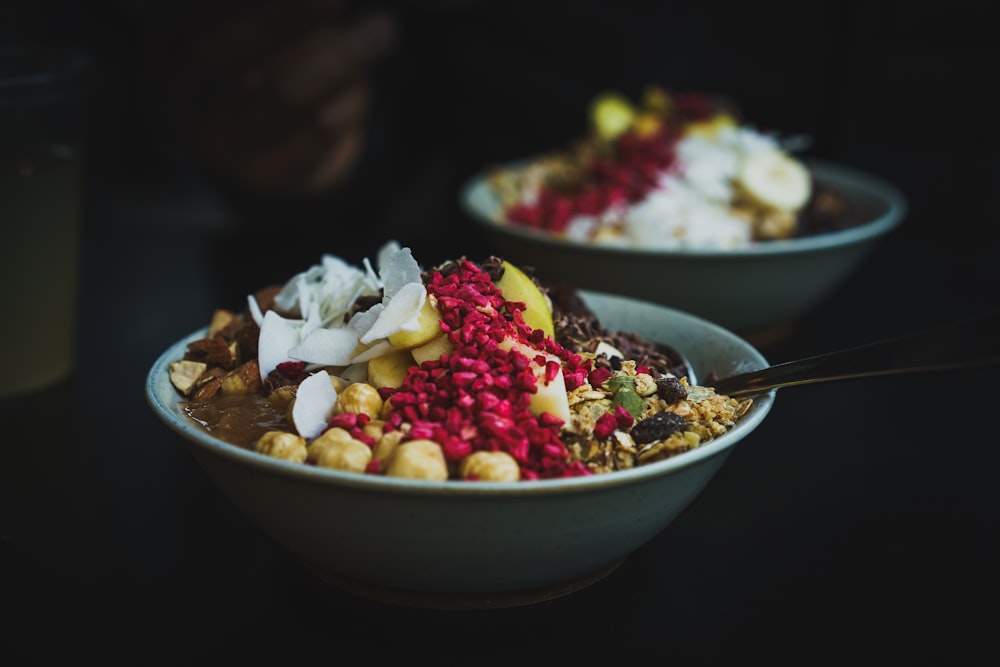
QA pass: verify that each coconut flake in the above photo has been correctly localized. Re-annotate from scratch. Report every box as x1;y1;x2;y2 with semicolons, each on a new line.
380;246;422;298
258;310;305;380
348;303;383;333
247;293;265;327
340;362;370;384
350;339;394;363
290;370;338;439
289;327;361;366
375;240;403;273
251;242;424;381
273;264;324;315
300;300;324;339
359;281;426;344
271;253;379;326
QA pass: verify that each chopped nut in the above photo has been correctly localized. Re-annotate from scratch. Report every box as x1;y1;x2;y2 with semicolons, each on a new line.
459;451;520;481
254;431;307;463
191;373;225;401
268;384;297;405
333;382;383;420
385;440;448;480
220;359;262;395
307;428;372;473
169;360;207;395
185;336;237;369
208;309;237;338
372;429;404;464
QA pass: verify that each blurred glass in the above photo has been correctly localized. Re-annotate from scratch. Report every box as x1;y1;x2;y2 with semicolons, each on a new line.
0;44;90;398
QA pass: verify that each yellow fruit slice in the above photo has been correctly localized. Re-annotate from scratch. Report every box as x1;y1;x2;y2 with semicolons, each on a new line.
495;260;554;338
684;113;737;139
411;332;454;366
367;348;416;389
590;92;636;141
387;297;443;350
736;149;812;211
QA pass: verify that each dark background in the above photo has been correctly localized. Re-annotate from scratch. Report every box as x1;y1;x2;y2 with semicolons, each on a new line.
3;1;999;664
12;0;999;279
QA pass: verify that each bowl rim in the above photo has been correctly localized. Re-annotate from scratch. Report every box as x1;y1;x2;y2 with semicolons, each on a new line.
146;292;775;498
460;157;908;258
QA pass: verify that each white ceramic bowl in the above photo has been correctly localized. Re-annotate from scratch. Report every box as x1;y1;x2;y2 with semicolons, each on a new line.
461;159;907;339
146;291;774;607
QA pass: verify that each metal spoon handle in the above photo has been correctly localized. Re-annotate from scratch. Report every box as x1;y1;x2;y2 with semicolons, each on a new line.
711;310;1000;397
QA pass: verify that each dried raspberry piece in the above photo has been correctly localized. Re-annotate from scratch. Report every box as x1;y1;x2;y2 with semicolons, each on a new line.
594;413;618;439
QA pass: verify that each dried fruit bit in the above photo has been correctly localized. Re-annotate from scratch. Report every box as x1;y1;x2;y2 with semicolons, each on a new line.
656;375;688;404
630;411;688;444
593;413;618;439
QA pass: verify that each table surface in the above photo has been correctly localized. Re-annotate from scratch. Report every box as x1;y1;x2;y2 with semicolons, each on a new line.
4;176;999;665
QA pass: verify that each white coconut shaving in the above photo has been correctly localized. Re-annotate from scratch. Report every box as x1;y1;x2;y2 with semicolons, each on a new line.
273;253;381;327
624;178;751;250
580;125;791;250
255;242;428;383
287;327;362;367
257;310;306;380
359;281;426;344
290;370;339;439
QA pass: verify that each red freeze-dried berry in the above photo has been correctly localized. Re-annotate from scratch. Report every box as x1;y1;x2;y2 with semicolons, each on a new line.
276;360;307;378
612;405;635;430
374;259;591;480
594;413;618;439
589;366;612;388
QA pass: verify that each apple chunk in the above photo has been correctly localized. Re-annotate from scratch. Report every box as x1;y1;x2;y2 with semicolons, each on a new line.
494;260;554;338
499;337;570;423
529;365;570;423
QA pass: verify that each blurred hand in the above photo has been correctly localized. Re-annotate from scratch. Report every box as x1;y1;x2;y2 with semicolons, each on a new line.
143;0;398;197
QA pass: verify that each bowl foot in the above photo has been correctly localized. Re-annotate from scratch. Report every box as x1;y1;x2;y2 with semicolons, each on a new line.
303;558;626;610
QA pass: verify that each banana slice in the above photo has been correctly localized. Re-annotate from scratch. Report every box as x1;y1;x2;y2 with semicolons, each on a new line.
684;113;737;139
590;92;636;142
735;149;812;211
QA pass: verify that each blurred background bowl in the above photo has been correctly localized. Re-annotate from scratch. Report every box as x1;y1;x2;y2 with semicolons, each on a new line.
461;159;907;344
146;290;774;607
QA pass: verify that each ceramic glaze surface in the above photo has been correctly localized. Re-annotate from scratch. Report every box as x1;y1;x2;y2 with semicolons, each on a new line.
461;160;907;336
147;292;774;596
